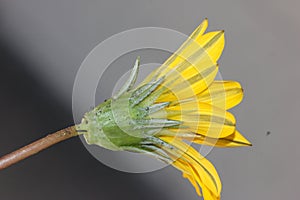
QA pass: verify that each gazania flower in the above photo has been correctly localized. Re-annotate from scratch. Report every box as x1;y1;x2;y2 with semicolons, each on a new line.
77;19;251;200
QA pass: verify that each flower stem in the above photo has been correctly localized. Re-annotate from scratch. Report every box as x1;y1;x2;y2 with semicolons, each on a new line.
0;125;79;170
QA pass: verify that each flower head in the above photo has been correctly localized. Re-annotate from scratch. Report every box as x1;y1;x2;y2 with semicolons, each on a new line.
77;19;251;200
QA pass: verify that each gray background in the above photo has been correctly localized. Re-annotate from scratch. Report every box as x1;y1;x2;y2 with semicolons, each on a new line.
0;0;299;199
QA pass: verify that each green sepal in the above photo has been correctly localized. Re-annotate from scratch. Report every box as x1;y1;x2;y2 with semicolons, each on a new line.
78;58;180;152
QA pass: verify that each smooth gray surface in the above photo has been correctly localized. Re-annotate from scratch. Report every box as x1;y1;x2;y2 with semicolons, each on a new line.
1;0;299;199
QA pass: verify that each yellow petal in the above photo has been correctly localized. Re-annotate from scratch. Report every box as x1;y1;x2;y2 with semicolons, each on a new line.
183;172;202;196
141;19;209;85
159;30;224;76
162;18;209;71
197;81;244;110
192;130;251;147
202;185;221;200
165;102;236;138
157;29;224;78
196;31;225;63
211;130;251;147
160;136;222;198
140;20;225;102
156;64;218;102
158;129;251;147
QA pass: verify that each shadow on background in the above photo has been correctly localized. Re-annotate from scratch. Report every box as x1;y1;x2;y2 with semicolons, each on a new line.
0;42;169;200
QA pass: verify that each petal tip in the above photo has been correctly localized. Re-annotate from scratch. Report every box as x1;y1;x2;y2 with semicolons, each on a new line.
241;137;252;147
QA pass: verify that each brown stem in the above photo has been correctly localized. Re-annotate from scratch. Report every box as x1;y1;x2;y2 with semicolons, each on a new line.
0;125;79;170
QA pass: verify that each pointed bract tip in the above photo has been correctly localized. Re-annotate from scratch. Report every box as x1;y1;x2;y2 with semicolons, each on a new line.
136;56;141;65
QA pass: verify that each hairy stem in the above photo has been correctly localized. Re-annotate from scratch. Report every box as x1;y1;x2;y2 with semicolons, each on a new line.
0;126;79;170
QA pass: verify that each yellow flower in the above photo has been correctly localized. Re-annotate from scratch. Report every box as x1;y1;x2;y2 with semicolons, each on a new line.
78;19;251;200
